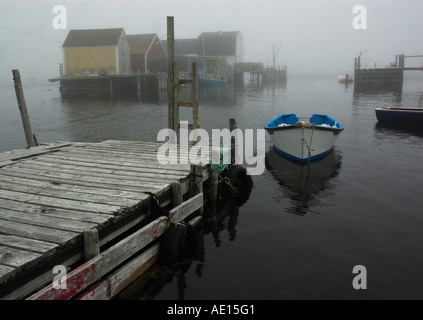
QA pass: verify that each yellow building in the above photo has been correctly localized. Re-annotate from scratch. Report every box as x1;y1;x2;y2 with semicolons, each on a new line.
62;28;131;75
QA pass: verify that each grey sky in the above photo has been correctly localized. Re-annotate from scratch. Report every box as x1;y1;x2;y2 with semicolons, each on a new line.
0;0;422;83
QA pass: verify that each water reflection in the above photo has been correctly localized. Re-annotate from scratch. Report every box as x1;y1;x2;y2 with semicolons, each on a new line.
374;121;423;137
353;88;403;105
114;179;252;300
265;147;342;215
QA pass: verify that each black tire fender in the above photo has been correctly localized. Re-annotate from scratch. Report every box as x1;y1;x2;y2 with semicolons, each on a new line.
159;221;197;263
226;164;253;196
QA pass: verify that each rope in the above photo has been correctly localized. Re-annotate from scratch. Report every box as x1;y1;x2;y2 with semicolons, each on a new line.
143;191;176;225
209;140;234;173
302;137;312;166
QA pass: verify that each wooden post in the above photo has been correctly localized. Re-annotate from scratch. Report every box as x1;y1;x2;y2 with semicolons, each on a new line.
12;69;36;148
173;63;180;143
167;16;175;133
171;181;183;207
191;62;199;143
209;170;218;214
229;118;237;164
109;78;114;98
190;164;203;214
83;228;100;261
398;54;405;68
137;76;141;100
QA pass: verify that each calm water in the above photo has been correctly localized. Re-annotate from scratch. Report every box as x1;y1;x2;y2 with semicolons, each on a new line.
1;73;422;299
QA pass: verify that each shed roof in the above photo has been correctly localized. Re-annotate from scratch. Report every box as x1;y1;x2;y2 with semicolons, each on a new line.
161;31;241;56
199;31;241;56
62;28;125;47
127;34;157;54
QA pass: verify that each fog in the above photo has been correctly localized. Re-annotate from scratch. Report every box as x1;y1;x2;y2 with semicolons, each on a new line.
1;0;422;84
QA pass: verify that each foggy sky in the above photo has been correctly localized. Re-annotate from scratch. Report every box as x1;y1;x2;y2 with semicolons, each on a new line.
0;0;422;84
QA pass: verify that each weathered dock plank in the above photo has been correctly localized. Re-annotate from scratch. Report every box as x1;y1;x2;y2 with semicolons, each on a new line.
0;198;114;224
0;142;72;167
0;175;145;205
0;234;58;255
0;208;98;233
27;193;203;300
0;140;205;299
0;219;80;245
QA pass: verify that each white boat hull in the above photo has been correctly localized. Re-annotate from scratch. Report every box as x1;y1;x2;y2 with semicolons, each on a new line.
269;126;340;161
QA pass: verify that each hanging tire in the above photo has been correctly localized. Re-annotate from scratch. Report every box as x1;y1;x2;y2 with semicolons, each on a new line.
159;221;197;263
222;165;253;206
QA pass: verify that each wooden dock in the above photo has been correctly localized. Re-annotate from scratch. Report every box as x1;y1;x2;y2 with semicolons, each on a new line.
0;140;210;299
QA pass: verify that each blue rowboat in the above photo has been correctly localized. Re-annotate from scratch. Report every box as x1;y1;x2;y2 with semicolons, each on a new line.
264;113;344;162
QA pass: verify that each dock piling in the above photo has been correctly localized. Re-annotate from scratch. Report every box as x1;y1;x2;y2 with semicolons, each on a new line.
84;228;100;261
12;69;36;148
167;16;175;134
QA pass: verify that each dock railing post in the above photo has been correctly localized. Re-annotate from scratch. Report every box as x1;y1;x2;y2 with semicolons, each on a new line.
12;69;36;148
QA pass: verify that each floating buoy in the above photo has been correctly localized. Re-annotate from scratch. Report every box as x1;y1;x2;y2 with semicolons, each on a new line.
159;221;197;263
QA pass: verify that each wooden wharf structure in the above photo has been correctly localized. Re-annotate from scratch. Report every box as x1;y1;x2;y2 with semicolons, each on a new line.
0;140;214;299
233;63;287;85
48;73;167;99
354;54;423;91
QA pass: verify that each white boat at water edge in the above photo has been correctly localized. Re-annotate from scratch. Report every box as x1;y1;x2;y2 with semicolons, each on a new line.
337;74;353;83
264;113;344;162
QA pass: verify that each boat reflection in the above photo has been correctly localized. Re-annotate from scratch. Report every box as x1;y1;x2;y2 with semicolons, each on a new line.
265;147;342;215
375;120;423;137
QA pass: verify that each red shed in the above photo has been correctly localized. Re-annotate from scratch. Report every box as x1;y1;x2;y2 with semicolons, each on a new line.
127;33;166;73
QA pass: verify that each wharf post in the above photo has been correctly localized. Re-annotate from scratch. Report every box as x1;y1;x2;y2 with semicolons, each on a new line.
12;69;36;148
167;16;175;135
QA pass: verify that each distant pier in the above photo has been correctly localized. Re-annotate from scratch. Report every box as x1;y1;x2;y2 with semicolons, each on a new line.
233;62;287;86
354;54;423;91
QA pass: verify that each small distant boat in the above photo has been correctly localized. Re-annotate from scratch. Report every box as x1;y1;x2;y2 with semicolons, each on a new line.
199;78;227;86
375;107;423;125
264;113;344;162
337;74;353;83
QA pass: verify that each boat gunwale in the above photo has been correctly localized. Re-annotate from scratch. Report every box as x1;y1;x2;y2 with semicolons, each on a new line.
264;113;344;132
264;125;344;132
375;107;423;114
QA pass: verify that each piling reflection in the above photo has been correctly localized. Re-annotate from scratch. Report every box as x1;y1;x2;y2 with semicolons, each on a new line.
353;87;403;104
113;177;252;300
265;147;342;215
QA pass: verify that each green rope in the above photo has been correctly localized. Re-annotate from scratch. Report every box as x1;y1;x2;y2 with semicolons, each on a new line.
210;151;229;173
209;141;235;173
302;138;312;166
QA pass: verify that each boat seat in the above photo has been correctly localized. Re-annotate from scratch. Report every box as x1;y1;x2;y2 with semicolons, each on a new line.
295;119;311;128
